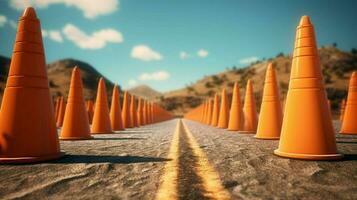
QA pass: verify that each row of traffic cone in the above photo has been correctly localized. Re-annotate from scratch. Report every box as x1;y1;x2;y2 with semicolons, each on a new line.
52;70;173;138
186;16;357;160
0;7;173;163
184;65;277;137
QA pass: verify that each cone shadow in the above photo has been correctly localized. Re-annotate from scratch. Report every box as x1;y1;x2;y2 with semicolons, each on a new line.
51;155;171;164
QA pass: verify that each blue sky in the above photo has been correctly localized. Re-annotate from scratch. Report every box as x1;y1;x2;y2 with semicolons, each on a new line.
0;0;357;92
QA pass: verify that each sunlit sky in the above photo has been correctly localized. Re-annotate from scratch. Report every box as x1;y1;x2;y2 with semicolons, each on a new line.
0;0;357;92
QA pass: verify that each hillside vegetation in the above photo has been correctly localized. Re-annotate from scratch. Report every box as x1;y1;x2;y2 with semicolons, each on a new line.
161;46;357;117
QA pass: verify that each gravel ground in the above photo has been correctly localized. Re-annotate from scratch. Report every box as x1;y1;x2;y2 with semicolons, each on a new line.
183;119;357;200
0;119;178;200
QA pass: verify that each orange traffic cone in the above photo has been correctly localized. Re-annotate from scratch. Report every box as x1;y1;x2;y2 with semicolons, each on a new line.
228;82;244;131
206;99;213;125
54;96;60;121
137;98;145;126
201;100;207;124
339;99;346;122
217;89;229;128
143;100;148;125
242;80;258;133
0;7;62;163
211;93;220;126
130;95;138;127
255;63;283;139
274;16;342;160
145;101;151;124
60;67;91;140
56;96;66;127
110;85;124;131
91;78;112;133
86;100;94;124
340;72;357;135
122;91;132;128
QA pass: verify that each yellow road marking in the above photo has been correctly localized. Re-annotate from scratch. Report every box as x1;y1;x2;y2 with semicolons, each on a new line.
182;121;231;200
155;120;180;200
156;119;231;200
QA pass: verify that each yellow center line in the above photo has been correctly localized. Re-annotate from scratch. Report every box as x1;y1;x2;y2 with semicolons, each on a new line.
155;119;231;200
155;120;180;200
182;121;231;200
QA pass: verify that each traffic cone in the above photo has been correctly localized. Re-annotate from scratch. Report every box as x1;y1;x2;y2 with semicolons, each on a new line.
122;91;132;128
206;99;213;125
201;100;207;124
150;102;155;123
255;64;283;139
274;16;342;160
339;99;346;122
110;85;124;131
146;100;150;124
0;7;62;163
56;96;66;127
217;89;229;128
340;72;357;135
130;95;138;127
242;80;258;133
86;100;94;124
91;78;112;133
211;93;220;126
227;82;244;131
137;98;145;126
54;96;60;122
60;67;91;140
143;100;148;125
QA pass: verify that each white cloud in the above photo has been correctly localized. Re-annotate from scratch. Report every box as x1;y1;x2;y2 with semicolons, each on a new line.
0;15;7;27
9;0;119;19
128;79;138;87
197;49;209;58
139;71;170;81
131;45;163;61
239;56;259;65
62;23;123;49
42;30;48;37
180;51;190;59
8;20;17;29
43;30;63;43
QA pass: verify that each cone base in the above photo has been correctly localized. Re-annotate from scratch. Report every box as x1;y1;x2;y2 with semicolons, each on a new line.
227;128;239;131
339;131;357;135
274;149;343;161
0;152;65;164
59;136;93;140
239;131;255;134
254;135;280;140
91;131;115;134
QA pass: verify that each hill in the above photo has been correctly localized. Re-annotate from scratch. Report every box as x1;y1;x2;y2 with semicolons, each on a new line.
0;57;116;101
128;85;162;101
161;46;357;117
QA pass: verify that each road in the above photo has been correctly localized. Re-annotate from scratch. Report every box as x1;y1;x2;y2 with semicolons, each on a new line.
0;119;356;200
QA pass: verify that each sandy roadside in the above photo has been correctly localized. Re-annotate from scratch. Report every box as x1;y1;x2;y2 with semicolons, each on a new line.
0;119;178;200
183;119;357;200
